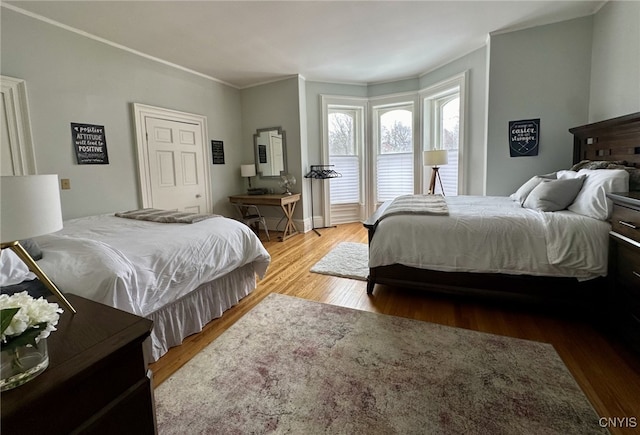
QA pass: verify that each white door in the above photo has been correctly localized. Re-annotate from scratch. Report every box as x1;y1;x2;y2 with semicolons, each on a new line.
269;133;284;175
145;117;208;213
1;96;14;175
1;76;37;176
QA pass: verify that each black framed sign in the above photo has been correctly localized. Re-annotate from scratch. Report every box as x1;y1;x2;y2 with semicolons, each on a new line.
258;144;267;163
211;140;225;164
509;118;540;157
71;123;109;164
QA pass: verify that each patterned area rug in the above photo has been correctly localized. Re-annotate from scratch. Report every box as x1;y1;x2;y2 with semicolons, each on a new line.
310;242;368;281
154;294;605;434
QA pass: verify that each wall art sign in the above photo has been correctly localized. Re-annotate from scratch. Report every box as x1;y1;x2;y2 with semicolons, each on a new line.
211;140;225;164
71;123;109;164
509;118;540;157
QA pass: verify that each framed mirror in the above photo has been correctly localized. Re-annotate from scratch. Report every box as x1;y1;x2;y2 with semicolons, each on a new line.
254;127;287;178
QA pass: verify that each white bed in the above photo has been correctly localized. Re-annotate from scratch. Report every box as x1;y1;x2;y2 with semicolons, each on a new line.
364;166;632;301
370;195;610;281
32;213;271;361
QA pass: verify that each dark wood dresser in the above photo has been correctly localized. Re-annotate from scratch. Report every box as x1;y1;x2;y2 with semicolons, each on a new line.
607;192;640;353
1;294;156;434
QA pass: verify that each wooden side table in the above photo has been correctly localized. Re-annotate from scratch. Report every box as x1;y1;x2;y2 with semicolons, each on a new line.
1;294;156;434
229;193;301;241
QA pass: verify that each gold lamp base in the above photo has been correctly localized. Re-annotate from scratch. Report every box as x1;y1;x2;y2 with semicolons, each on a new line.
1;241;76;314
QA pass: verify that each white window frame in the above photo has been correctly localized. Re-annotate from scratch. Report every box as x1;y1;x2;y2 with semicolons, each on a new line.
369;92;419;214
317;73;468;224
419;71;468;194
320;95;367;227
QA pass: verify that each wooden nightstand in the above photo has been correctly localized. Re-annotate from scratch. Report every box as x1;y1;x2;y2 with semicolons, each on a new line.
607;192;640;353
0;294;156;434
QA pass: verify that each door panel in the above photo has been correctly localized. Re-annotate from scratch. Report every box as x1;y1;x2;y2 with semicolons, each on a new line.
145;117;207;213
156;151;176;186
181;152;198;185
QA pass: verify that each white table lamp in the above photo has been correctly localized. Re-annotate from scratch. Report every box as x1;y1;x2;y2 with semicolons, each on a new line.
0;175;76;313
240;164;256;189
423;150;448;195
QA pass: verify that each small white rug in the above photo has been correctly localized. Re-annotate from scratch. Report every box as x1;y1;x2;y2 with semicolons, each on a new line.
310;242;369;281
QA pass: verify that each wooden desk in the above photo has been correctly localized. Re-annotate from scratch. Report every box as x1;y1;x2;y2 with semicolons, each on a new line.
1;294;155;434
229;193;301;241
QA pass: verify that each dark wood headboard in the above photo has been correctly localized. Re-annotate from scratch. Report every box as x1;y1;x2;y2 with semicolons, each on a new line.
570;112;640;167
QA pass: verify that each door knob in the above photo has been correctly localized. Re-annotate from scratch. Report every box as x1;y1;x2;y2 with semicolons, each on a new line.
196;194;202;198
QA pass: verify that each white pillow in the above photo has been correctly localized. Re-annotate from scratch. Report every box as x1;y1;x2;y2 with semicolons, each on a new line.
0;249;36;286
523;176;586;212
567;169;629;220
557;170;581;180
510;173;556;204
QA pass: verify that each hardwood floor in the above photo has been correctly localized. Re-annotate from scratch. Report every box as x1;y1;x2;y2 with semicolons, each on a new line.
150;222;640;434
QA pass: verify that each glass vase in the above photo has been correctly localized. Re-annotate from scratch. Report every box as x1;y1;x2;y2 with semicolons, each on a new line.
0;339;49;392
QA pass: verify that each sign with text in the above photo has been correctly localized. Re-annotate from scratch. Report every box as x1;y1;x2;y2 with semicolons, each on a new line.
509;118;540;157
71;123;109;164
211;140;225;164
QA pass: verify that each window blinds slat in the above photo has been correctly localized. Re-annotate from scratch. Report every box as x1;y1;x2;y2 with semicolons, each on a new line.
329;155;360;204
377;153;413;202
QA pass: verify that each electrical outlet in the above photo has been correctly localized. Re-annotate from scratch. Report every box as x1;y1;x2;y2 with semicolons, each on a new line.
61;179;71;190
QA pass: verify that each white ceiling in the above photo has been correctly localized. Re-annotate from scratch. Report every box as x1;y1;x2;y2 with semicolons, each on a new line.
5;1;605;89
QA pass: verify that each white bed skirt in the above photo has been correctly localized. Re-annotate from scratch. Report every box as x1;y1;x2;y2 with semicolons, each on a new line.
144;263;257;362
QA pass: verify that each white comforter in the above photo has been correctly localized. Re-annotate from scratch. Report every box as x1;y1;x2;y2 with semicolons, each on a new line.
34;214;271;316
369;196;610;280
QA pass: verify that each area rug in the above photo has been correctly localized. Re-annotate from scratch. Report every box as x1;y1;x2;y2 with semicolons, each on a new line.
154;294;605;434
310;242;368;281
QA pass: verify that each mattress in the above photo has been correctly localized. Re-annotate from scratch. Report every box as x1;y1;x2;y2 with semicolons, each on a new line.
369;196;610;281
33;213;271;317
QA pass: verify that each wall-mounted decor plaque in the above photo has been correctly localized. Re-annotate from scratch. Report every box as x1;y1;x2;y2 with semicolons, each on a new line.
71;123;109;164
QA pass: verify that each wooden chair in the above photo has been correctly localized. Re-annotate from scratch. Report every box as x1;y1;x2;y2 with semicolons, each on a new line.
232;203;270;241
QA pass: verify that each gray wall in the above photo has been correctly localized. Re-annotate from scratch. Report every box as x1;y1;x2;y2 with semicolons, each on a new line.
240;76;304;221
486;16;593;196
3;4;636;225
589;0;640;122
303;81;368;221
419;47;487;195
1;8;243;219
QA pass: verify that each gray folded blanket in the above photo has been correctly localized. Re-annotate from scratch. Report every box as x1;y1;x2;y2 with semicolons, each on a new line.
115;208;219;224
378;194;449;223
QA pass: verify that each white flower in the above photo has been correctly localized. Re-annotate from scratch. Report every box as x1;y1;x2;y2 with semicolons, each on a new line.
0;292;63;345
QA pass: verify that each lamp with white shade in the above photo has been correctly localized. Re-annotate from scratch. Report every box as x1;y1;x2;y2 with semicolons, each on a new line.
0;175;76;313
240;164;256;190
423;150;448;195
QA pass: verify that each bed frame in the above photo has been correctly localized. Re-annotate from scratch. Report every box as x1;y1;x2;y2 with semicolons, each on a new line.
364;112;640;307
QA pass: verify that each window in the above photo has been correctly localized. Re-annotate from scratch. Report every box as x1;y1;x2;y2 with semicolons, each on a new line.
321;97;366;226
328;109;360;205
435;94;460;195
422;73;465;196
373;103;415;203
319;73;466;225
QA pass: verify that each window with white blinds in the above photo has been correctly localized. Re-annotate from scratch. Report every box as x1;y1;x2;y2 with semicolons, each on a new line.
373;104;415;203
377;153;413;201
329;155;359;204
422;77;463;196
321;72;466;225
324;103;365;224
